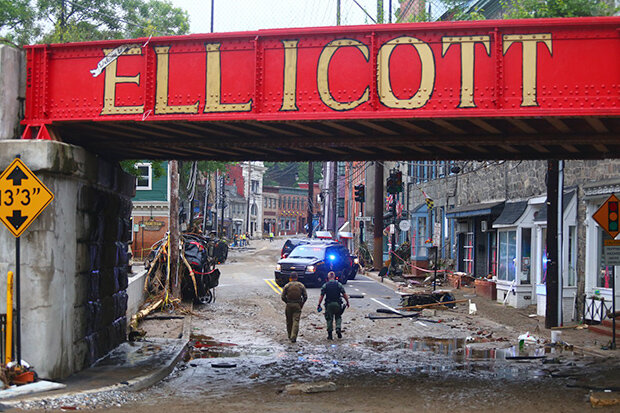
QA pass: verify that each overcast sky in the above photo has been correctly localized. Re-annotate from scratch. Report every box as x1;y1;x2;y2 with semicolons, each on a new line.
170;0;400;34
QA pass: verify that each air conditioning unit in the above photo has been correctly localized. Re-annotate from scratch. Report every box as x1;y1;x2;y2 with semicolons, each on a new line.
481;220;488;232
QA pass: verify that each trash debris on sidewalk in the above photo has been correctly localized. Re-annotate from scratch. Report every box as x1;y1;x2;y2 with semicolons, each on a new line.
1;361;37;389
397;291;457;310
517;332;540;346
468;300;477;315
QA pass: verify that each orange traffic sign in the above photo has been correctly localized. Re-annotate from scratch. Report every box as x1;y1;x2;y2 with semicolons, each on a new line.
0;158;54;237
593;194;620;239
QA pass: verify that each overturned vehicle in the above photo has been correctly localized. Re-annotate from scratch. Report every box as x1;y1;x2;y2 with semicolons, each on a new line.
145;232;223;303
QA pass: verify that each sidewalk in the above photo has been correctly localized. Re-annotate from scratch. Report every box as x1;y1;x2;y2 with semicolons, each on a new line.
1;319;190;407
362;269;619;358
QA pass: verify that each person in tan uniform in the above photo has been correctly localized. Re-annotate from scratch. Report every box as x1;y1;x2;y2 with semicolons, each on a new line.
280;273;307;343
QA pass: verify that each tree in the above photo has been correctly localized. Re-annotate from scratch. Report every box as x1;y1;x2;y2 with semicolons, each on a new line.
1;0;190;46
501;0;617;18
0;0;39;46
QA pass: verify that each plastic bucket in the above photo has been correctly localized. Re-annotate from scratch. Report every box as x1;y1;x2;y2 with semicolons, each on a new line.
551;330;562;344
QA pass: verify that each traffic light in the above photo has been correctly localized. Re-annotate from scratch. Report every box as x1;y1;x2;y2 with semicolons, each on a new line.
394;171;403;193
386;171;403;194
354;184;365;202
609;201;619;232
386;174;395;194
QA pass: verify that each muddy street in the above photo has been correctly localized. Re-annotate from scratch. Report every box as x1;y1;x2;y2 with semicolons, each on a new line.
119;238;618;412
13;238;620;412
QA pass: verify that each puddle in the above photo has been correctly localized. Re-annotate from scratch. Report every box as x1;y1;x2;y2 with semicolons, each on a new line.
366;337;578;362
187;334;274;359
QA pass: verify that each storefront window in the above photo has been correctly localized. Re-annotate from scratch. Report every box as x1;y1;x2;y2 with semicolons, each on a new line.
498;230;517;281
464;224;473;274
414;216;428;258
521;228;531;284
568;225;577;287
489;232;497;276
597;228;616;288
541;227;548;284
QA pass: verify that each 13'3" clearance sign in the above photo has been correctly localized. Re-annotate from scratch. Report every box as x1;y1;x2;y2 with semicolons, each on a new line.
23;17;620;125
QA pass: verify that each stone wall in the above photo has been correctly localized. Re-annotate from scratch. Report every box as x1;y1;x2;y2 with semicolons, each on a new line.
408;159;620;320
0;140;134;379
409;160;620;211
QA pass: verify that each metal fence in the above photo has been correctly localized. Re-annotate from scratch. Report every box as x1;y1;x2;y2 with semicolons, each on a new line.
583;295;613;323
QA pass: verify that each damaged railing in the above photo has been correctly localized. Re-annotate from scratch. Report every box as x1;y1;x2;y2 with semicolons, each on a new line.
583;294;613;323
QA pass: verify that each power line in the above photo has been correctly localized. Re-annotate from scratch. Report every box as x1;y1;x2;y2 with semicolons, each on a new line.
351;0;377;23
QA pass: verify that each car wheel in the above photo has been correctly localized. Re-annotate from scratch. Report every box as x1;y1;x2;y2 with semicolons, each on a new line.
340;273;348;284
349;269;357;280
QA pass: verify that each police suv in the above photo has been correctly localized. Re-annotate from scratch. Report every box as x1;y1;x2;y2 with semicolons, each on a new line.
275;241;355;287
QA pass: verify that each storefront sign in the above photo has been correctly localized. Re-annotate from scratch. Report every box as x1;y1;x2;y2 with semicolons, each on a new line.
143;219;165;231
604;239;620;266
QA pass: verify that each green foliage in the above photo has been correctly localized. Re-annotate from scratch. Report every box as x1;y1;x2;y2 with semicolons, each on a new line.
0;0;39;45
195;161;230;174
442;0;487;20
501;0;617;18
1;0;190;46
264;162;322;187
120;160;166;179
397;0;486;22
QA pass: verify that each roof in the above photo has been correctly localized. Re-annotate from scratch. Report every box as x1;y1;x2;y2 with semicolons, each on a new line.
534;191;576;222
446;202;504;219
493;201;528;226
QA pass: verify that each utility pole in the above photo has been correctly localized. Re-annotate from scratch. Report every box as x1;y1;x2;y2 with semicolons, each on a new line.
332;161;338;234
202;173;210;234
373;162;384;270
169;160;181;297
220;174;226;238
246;161;252;234
214;169;219;235
307;162;314;237
546;160;559;329
348;161;353;232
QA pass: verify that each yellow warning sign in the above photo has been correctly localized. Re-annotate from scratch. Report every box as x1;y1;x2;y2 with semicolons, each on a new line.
0;158;54;237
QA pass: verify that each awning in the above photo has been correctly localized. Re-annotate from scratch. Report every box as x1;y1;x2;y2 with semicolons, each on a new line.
493;201;528;226
446;202;504;219
534;191;575;222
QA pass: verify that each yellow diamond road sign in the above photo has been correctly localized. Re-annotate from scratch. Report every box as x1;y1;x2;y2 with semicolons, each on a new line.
0;158;54;237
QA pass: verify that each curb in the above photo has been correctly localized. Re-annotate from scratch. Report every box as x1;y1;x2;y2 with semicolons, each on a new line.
3;339;190;405
125;339;189;392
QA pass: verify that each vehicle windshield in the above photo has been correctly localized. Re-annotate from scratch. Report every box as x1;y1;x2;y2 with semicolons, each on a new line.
288;245;325;260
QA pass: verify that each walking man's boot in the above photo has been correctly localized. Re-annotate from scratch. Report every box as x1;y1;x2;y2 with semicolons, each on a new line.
336;328;342;339
327;331;333;340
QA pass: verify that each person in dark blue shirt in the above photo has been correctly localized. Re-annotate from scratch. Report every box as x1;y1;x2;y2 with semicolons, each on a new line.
317;271;350;340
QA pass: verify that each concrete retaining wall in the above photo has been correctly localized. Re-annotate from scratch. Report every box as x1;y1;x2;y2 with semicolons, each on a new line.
0;140;135;379
127;269;148;319
0;45;25;140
